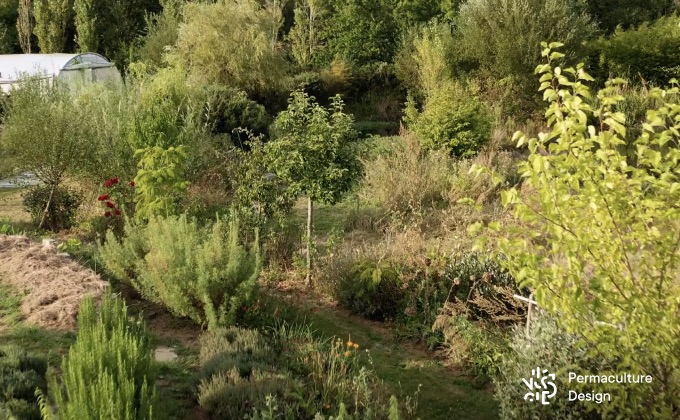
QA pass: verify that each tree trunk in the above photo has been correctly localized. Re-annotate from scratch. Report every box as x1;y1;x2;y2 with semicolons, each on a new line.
306;196;314;287
39;184;56;230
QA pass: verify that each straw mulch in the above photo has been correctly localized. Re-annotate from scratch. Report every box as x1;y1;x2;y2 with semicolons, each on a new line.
0;235;107;330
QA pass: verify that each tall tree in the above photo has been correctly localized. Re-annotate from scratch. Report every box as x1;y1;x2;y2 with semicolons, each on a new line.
322;0;398;66
0;0;20;53
74;0;96;52
288;0;325;68
265;91;362;286
33;0;71;52
16;0;32;53
74;0;161;66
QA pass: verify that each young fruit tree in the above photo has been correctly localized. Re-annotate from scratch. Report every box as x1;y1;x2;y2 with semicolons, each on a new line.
472;43;680;418
266;91;362;286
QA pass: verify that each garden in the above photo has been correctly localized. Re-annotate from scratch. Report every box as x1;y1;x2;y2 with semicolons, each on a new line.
0;1;679;419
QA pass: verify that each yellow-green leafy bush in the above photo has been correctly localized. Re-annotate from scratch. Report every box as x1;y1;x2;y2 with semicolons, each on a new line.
473;43;680;418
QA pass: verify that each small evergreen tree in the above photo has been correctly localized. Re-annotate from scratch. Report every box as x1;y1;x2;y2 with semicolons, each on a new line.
46;292;157;420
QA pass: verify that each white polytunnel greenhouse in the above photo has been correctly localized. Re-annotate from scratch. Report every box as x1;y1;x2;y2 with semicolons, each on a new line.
0;53;122;93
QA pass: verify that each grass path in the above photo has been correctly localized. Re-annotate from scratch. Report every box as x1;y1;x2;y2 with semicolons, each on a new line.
288;301;499;420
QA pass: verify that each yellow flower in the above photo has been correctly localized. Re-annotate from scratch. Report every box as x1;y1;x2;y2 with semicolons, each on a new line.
344;351;351;357
347;340;353;347
353;343;359;349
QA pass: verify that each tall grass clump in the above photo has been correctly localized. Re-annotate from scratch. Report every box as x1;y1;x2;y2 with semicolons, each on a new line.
359;133;452;220
46;292;157;420
99;213;261;329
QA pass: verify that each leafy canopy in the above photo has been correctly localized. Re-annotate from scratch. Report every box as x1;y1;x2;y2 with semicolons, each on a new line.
472;43;680;418
265;91;362;205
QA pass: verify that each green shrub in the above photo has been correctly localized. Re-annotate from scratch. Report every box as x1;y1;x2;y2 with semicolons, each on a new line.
202;86;272;146
99;214;261;329
22;185;83;231
457;0;595;115
406;82;492;157
587;0;677;35
198;368;294;419
172;0;289;95
395;252;523;349
135;0;181;69
196;327;293;419
0;346;47;420
133;145;191;221
491;315;602;420
433;313;509;382
199;327;275;380
272;324;398;418
595;16;680;86
49;292;157;420
336;259;404;321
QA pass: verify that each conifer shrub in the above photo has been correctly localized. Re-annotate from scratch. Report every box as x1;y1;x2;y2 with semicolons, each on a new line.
99;214;261;329
48;292;157;420
0;346;47;420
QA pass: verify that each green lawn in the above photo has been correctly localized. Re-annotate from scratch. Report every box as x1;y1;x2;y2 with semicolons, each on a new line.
0;187;31;228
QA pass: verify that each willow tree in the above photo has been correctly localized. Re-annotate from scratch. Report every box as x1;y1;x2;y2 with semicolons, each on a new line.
33;0;71;52
172;0;289;95
265;91;362;286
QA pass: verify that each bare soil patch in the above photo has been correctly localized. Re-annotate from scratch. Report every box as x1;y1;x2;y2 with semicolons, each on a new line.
0;235;107;330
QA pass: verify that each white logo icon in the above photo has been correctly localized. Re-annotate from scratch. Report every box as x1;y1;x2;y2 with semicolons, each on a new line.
523;367;557;405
